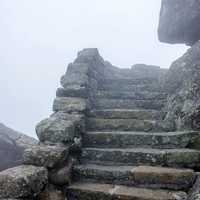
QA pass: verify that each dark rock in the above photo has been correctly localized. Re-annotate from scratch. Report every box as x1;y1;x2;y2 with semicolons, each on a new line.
0;123;37;171
49;158;74;186
37;184;66;200
56;87;88;98
0;165;48;198
164;41;200;131
158;0;200;45
188;175;200;200
23;144;69;168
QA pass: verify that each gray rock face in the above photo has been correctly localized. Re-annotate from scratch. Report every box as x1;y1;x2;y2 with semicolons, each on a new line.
158;0;200;45
0;123;37;171
36;112;84;144
164;41;200;130
0;165;48;198
23;145;69;168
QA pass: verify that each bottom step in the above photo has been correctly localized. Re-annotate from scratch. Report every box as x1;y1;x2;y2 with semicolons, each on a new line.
67;182;187;200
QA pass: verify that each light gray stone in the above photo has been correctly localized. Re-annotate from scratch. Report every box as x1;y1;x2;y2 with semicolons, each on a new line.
0;165;48;198
53;97;87;113
23;144;69;168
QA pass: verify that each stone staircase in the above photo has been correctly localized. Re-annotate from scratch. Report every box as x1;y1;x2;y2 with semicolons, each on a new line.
67;73;199;199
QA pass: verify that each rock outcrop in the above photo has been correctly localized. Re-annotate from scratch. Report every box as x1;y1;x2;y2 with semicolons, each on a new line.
1;48;200;200
158;0;200;45
0;123;37;171
163;41;200;131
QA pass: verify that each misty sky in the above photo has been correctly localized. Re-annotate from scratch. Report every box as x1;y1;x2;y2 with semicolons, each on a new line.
0;0;188;138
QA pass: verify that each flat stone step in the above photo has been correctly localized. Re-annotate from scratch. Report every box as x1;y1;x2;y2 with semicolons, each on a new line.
73;164;196;190
83;131;196;149
96;90;167;100
87;109;163;120
98;79;162;92
82;148;200;168
67;182;187;200
93;98;165;110
86;118;162;132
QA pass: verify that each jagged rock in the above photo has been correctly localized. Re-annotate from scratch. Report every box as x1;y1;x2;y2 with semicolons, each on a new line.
164;41;200;131
36;112;84;144
37;185;66;200
53;97;87;113
158;0;200;45
0;123;37;171
0;165;48;198
23;144;69;168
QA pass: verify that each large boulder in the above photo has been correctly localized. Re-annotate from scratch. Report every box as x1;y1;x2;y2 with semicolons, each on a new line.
164;41;200;130
0;123;37;171
0;165;48;198
36;112;85;144
23;144;69;168
158;0;200;45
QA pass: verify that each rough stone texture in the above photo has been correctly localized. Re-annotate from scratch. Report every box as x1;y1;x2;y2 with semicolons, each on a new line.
188;175;200;200
74;164;195;190
36;116;75;143
0;123;37;171
0;165;48;198
37;185;66;200
36;112;85;144
82;147;200;168
53;97;87;113
164;41;200;131
131;166;196;190
67;182;187;200
158;0;200;45
83;131;196;149
49;158;74;186
23;144;69;168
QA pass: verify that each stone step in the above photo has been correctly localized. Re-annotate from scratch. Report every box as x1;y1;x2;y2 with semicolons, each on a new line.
73;164;196;190
81;148;200;168
83;131;196;149
96;90;167;100
67;182;187;200
87;109;164;120
98;79;162;92
93;98;165;110
86;118;162;132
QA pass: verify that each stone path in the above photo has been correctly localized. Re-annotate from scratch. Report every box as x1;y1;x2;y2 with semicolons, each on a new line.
67;77;199;200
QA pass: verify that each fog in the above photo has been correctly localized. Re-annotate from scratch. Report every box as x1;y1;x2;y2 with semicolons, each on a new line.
0;0;187;138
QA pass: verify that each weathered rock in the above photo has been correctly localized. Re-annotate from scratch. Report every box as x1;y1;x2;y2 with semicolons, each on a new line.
56;87;88;98
158;0;200;45
0;123;37;171
188;175;200;200
67;182;187;200
83;131;195;149
36;111;85;144
82;147;200;168
0;165;48;198
53;97;87;113
164;41;200;131
36;116;75;143
37;184;66;200
131;166;196;190
23;144;69;168
49;158;73;185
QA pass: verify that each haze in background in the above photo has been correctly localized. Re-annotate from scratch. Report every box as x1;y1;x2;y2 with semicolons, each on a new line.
0;0;187;138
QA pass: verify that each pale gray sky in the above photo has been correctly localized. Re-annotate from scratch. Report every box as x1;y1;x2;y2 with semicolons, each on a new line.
0;0;187;138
